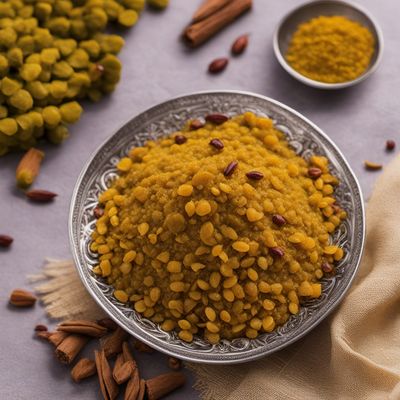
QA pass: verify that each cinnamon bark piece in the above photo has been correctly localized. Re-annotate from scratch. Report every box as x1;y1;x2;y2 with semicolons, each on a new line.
113;353;135;384
101;327;129;358
71;358;96;382
55;334;89;364
95;350;119;400
192;0;232;23
145;372;186;400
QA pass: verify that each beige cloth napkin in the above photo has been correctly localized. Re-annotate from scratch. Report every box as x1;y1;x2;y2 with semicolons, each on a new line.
32;156;400;400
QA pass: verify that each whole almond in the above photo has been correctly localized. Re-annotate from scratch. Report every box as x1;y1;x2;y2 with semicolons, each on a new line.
231;34;249;55
26;189;57;202
0;234;13;248
9;289;37;307
208;57;228;74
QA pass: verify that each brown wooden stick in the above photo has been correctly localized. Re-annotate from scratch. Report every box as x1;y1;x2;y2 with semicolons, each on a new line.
184;0;252;47
55;334;89;364
192;0;232;23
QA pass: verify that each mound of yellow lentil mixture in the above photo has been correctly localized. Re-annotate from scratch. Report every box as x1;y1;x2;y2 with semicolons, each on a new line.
286;16;375;83
91;112;346;343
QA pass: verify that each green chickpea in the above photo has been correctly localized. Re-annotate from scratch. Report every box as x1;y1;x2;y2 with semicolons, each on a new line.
34;3;52;21
53;38;77;57
0;27;18;48
47;124;69;144
20;63;42;81
49;80;68;99
8;89;34;112
42;105;61;127
40;48;60;65
123;0;145;12
118;9;138;27
84;7;108;32
0;55;9;76
1;77;22;96
67;48;89;68
17;35;35;55
59;101;82;124
46;16;71;37
103;0;124;20
0;105;8;118
52;61;74;79
147;0;169;9
7;47;23;67
16;113;34;130
0;118;18;136
79;39;101;59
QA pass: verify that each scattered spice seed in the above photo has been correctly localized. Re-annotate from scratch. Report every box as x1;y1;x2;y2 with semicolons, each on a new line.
34;324;48;332
231;34;249;55
322;262;334;273
26;189;57;202
272;214;286;226
174;135;187;145
246;171;264;180
93;206;104;219
223;160;238;177
0;234;13;248
205;113;229;124
308;167;322;179
168;357;182;370
208;57;229;73
269;247;285;258
9;289;37;307
364;161;382;171
386;140;395;151
209;138;224;150
190;119;205;130
16;148;45;189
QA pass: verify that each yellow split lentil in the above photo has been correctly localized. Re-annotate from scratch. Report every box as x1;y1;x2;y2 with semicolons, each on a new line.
91;112;347;343
286;16;375;83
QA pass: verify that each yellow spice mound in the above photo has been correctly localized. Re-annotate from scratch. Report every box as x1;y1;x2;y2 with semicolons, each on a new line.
286;16;375;83
91;112;346;343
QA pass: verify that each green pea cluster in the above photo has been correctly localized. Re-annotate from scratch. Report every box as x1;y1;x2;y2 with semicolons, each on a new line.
0;0;147;155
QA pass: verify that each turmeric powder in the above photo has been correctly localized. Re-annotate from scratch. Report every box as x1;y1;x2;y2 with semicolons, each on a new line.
286;16;375;83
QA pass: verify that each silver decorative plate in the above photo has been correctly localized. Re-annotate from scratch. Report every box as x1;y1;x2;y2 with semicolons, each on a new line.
69;91;365;364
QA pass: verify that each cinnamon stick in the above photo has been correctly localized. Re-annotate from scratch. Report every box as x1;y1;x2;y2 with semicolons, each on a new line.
145;372;186;400
55;334;89;364
37;330;70;347
113;359;135;385
184;0;252;47
192;0;232;23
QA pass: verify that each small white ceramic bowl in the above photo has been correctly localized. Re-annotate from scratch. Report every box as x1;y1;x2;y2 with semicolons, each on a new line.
273;0;384;89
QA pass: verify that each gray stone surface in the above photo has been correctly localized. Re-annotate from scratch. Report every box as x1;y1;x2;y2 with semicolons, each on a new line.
0;0;397;398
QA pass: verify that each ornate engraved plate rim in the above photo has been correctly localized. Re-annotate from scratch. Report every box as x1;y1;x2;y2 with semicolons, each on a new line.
69;90;365;364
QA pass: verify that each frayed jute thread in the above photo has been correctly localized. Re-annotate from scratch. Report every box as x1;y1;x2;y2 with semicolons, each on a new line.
29;258;106;320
